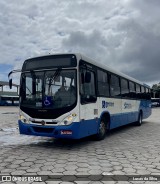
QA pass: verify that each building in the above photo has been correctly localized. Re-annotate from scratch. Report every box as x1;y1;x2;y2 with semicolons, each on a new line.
0;81;19;105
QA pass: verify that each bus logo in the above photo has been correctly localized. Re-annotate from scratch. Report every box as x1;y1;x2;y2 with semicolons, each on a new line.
102;101;114;108
124;102;132;109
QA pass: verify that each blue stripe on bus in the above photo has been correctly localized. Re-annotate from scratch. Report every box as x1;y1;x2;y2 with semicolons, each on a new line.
18;106;151;139
109;112;138;129
18;119;98;139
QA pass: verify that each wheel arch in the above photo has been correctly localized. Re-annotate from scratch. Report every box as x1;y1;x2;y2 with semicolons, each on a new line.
99;111;111;130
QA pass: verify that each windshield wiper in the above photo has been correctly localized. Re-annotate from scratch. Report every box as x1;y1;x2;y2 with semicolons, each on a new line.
47;68;62;86
53;68;62;81
45;68;62;96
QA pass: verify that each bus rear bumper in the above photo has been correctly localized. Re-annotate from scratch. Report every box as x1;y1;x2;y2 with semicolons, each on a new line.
18;120;81;139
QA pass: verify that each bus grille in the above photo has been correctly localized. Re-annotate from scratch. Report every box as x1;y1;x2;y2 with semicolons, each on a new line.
32;127;54;133
31;121;58;125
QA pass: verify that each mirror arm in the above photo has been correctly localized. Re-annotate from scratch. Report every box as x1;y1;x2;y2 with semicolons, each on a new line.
8;69;22;89
8;69;21;79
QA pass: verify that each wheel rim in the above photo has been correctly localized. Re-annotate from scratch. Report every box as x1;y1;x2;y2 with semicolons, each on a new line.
140;114;142;124
99;121;106;136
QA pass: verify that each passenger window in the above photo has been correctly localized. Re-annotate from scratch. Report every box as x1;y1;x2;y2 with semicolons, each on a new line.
144;87;151;100
121;78;129;98
136;84;141;99
110;74;120;97
129;81;136;98
141;86;145;99
97;70;109;97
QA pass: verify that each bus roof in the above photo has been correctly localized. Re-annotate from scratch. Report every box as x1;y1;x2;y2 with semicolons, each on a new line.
78;53;150;88
24;53;150;88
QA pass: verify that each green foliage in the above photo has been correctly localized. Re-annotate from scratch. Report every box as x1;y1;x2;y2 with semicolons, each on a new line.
152;82;160;91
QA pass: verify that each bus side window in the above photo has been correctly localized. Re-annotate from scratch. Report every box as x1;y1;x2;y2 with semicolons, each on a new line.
141;86;145;99
136;84;141;99
110;74;121;97
129;81;136;99
121;78;129;98
80;70;97;104
97;70;109;97
146;88;151;100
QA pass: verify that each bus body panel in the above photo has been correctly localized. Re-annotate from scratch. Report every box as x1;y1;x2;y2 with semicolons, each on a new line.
19;120;80;139
18;118;99;139
18;99;151;139
139;100;152;119
19;98;151;139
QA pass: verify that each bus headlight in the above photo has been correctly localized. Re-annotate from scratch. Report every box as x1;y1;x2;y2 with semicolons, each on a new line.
19;115;30;124
60;114;77;125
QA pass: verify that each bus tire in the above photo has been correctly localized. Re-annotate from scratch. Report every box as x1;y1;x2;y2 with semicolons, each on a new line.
136;111;143;126
95;117;107;141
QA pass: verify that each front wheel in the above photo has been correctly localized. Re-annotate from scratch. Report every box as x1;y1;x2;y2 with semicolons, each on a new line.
95;118;106;140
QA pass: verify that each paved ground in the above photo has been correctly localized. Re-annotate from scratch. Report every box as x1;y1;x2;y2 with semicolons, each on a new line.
0;107;160;184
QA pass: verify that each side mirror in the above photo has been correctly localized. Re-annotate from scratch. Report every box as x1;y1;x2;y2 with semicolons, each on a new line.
85;72;91;83
9;78;12;89
8;70;13;89
8;69;21;90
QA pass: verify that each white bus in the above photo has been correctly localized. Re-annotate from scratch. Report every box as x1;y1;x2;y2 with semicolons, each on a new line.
9;53;151;140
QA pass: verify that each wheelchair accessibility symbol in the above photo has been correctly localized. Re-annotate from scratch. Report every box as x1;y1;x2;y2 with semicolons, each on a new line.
43;96;52;106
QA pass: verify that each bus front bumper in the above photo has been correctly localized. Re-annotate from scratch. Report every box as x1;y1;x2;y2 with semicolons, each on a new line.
18;120;80;139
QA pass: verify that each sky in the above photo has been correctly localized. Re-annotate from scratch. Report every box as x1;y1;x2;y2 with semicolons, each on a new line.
0;0;160;87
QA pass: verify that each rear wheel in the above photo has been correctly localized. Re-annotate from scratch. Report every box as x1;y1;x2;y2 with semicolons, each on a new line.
136;111;143;126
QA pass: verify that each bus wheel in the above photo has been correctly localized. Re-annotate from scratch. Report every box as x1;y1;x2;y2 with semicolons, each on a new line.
95;118;106;140
136;111;143;126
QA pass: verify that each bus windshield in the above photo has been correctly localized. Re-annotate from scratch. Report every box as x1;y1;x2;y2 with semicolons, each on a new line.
20;69;77;110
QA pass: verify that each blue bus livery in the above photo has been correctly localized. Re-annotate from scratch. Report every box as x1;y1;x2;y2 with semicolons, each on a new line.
9;53;151;140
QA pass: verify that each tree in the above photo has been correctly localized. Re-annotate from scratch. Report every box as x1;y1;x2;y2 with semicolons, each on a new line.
152;83;160;90
152;82;160;98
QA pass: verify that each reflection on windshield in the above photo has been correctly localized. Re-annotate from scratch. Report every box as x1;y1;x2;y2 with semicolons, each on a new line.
21;70;76;109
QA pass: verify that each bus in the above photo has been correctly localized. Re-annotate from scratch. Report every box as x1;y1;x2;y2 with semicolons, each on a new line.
8;53;151;140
